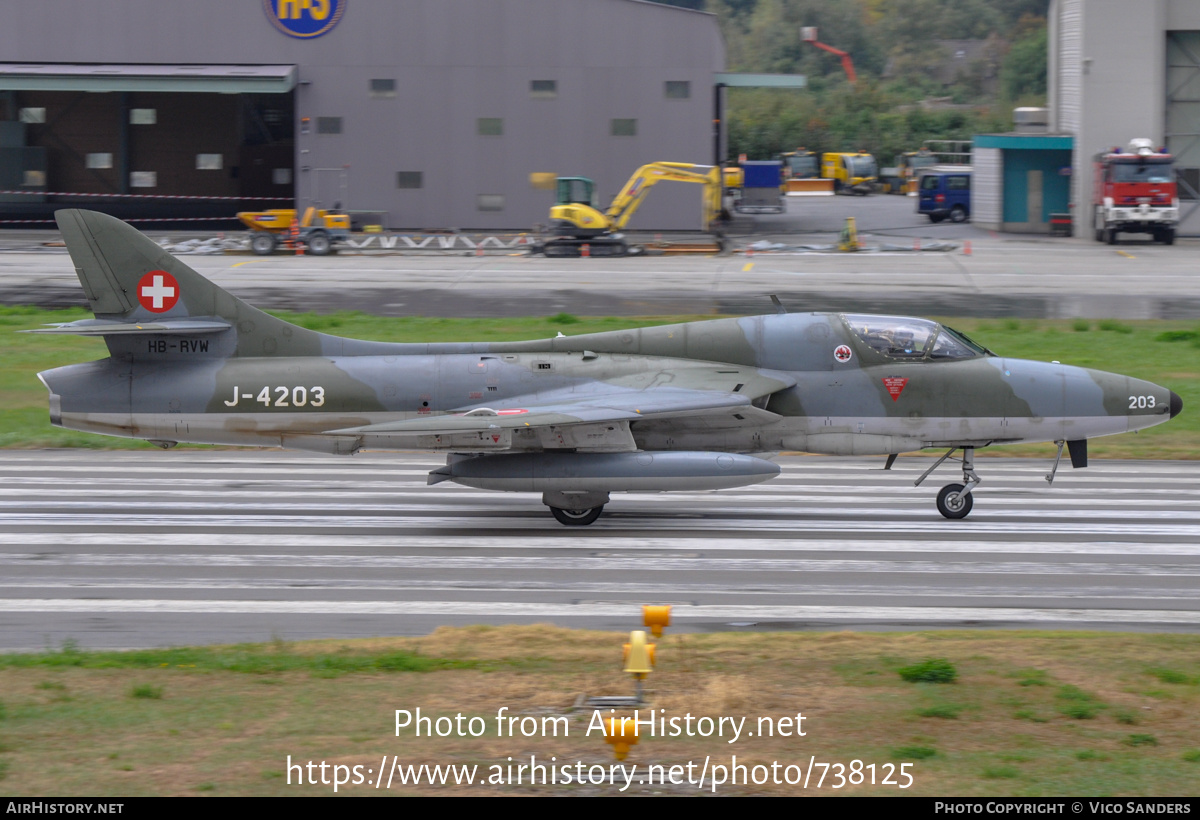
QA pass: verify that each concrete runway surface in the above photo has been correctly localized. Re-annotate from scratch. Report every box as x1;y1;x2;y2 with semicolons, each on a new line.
1;450;1197;649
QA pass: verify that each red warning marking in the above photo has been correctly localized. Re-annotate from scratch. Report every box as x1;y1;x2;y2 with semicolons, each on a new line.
833;344;853;363
137;270;179;313
495;409;528;415
492;435;500;443
882;376;909;401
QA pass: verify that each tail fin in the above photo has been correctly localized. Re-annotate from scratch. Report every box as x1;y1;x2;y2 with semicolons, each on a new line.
54;209;324;357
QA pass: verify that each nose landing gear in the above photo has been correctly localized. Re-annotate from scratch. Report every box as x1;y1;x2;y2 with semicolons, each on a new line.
915;446;981;520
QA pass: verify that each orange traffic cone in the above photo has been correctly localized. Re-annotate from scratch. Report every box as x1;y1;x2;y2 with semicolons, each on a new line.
289;220;303;256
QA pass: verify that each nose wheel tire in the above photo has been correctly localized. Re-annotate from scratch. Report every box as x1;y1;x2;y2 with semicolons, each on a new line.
550;505;604;526
936;483;973;520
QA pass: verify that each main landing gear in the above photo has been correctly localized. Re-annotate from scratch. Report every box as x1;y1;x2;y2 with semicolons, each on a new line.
543;490;609;526
549;506;605;526
914;446;981;520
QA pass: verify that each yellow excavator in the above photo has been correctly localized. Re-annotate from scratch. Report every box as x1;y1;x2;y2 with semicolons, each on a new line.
536;162;726;257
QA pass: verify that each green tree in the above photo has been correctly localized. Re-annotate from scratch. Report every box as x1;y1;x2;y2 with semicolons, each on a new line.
999;25;1047;100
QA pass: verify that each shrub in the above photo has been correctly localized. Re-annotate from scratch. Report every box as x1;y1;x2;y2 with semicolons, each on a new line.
899;658;958;683
1123;734;1157;747
916;703;961;719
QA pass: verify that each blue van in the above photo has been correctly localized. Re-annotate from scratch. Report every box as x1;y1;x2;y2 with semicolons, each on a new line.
917;167;972;223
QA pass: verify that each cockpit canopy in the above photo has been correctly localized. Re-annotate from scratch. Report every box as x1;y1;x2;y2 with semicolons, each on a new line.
842;314;990;361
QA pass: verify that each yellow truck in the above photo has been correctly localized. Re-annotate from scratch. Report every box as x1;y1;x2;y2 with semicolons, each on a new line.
236;206;352;255
821;152;878;195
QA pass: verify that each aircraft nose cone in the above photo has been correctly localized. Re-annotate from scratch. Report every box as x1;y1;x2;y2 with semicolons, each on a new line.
1170;391;1183;419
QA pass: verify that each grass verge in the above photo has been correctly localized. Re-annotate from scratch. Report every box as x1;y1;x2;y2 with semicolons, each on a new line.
0;627;1198;796
1;307;1197;457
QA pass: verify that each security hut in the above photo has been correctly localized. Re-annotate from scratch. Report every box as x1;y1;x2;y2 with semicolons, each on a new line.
972;108;1074;234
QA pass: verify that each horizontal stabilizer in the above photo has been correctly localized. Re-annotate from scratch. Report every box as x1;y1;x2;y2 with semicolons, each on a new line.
23;318;231;336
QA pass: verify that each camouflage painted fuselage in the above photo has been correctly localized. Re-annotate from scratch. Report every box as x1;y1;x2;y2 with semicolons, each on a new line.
33;209;1181;522
42;311;1175;457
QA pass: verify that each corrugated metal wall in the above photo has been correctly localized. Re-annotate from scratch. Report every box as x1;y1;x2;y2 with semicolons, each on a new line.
1167;30;1200;234
1056;0;1083;213
972;147;1003;228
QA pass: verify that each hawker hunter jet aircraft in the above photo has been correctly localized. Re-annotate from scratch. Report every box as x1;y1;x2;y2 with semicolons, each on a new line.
35;210;1181;524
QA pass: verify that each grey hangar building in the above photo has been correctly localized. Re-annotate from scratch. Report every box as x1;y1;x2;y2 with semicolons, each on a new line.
3;0;1198;238
0;0;727;231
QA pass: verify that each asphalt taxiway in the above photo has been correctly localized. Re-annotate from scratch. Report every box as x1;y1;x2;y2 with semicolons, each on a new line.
3;195;1199;319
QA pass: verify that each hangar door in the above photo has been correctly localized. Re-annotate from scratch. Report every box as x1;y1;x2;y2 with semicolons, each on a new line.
1167;31;1200;234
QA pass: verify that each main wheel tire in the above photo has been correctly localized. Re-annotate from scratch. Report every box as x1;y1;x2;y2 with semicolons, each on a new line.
306;230;332;256
250;233;277;256
936;483;973;520
949;205;968;223
550;506;604;526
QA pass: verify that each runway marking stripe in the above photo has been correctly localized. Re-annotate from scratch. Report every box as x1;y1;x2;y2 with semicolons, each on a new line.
2;599;1199;625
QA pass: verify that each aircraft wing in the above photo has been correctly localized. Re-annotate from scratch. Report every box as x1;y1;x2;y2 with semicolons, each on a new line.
324;366;795;451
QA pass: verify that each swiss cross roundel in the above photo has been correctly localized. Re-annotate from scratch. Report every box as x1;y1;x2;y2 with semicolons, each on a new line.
137;270;180;313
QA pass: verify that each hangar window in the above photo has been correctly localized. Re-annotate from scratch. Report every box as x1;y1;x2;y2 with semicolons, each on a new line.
22;170;45;187
196;154;223;171
86;153;113;170
369;78;396;98
1177;167;1198;201
18;107;45;124
665;81;690;99
317;117;342;134
477;118;503;136
272;168;292;186
477;194;504;211
130;109;156;125
396;172;423;189
129;171;157;188
530;80;557;99
611;119;637;137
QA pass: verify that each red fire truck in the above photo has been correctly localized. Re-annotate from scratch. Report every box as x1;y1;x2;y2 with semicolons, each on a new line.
1092;138;1178;245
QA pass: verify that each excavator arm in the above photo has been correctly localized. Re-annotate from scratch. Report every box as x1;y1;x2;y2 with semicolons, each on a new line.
542;162;726;256
604;162;724;231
